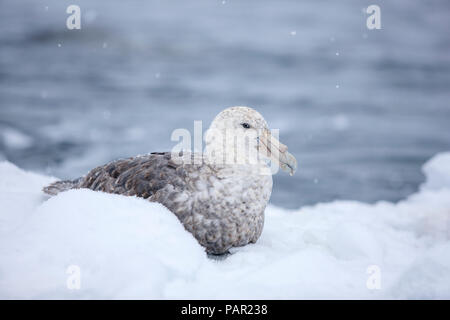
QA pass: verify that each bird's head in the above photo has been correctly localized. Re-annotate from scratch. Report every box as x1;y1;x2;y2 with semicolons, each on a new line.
205;106;297;175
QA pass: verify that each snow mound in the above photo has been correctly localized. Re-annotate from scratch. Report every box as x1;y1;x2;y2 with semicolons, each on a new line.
421;152;450;192
0;153;450;299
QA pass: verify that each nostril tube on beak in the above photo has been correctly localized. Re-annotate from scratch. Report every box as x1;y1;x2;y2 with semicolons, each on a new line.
264;131;287;153
271;136;288;153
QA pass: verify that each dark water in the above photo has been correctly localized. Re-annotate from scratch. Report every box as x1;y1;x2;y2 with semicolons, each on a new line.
1;0;449;208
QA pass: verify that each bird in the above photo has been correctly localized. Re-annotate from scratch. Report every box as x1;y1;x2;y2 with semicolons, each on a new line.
43;106;297;254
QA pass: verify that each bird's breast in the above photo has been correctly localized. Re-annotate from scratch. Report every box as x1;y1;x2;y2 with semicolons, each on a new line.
178;169;272;254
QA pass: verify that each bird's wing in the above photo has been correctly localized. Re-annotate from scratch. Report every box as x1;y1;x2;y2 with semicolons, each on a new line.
79;152;188;199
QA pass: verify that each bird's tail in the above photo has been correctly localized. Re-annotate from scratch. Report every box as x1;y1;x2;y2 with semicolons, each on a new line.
43;178;81;196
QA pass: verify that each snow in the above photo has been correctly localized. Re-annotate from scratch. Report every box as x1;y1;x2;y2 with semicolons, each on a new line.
0;153;449;299
421;152;450;192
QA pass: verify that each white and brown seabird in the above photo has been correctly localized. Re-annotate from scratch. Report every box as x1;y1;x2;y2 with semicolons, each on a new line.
43;106;297;254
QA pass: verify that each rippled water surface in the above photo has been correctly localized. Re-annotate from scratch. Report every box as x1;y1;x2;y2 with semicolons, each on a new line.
1;0;449;208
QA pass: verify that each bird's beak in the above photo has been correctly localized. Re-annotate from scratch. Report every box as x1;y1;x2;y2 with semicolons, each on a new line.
258;129;297;175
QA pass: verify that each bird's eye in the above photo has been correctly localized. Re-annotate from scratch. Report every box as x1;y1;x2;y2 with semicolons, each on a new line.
241;123;251;129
